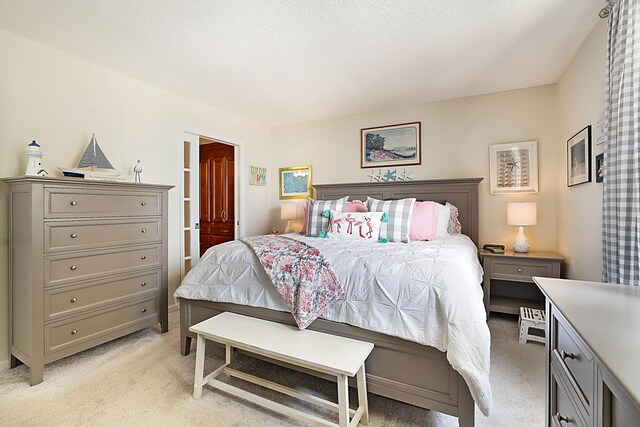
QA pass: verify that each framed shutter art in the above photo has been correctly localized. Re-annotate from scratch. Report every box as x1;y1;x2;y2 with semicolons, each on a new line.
489;140;539;194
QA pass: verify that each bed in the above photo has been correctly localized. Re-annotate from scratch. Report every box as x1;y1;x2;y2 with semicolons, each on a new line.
176;178;486;427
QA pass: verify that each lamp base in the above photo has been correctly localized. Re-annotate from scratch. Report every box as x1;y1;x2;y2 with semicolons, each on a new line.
283;220;293;234
512;226;530;253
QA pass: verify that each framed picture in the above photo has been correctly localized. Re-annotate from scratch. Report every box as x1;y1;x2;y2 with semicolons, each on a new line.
595;153;604;183
489;141;538;194
250;165;267;186
361;122;421;168
279;166;312;200
567;126;591;187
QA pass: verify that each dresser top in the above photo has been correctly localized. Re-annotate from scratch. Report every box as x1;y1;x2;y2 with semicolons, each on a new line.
2;175;173;190
534;277;640;406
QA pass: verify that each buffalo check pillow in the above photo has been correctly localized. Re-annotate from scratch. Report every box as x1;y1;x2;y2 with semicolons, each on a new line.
367;197;416;242
306;196;349;237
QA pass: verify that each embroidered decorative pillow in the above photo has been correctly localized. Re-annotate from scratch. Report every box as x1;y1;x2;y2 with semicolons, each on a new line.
446;202;462;234
410;201;451;241
326;211;383;240
300;199;364;235
306;196;349;237
366;197;416;243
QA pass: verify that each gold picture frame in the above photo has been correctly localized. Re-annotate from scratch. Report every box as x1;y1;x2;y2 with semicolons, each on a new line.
279;166;312;200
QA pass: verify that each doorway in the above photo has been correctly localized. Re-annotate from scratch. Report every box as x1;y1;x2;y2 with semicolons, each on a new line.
198;137;235;255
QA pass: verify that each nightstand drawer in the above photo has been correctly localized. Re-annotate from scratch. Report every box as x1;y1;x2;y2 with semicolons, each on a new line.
492;260;551;282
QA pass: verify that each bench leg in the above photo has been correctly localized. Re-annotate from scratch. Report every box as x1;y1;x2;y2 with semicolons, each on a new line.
337;374;349;427
193;334;206;399
226;344;234;365
357;364;369;425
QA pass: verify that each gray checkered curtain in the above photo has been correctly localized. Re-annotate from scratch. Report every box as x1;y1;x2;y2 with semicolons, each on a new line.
602;0;640;285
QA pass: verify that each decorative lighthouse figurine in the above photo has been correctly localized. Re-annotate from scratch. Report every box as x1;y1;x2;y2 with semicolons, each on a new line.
25;141;48;176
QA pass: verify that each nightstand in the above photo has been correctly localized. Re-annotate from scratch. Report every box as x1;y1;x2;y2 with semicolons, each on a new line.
479;250;563;316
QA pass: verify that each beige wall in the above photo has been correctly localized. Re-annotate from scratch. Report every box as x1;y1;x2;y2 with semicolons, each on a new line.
0;30;273;368
555;21;607;280
272;86;560;250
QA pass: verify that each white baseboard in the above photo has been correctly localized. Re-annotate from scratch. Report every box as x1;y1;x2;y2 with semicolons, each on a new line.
169;303;179;313
0;358;9;372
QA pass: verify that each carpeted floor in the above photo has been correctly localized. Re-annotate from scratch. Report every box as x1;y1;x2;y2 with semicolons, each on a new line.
0;311;544;426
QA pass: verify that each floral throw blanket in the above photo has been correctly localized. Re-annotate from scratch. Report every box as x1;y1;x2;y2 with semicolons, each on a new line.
241;235;344;329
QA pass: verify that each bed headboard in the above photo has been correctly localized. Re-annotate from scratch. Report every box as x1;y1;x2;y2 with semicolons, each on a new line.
314;178;483;246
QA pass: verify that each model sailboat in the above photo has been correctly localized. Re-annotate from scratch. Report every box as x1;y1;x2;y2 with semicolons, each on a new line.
60;134;121;178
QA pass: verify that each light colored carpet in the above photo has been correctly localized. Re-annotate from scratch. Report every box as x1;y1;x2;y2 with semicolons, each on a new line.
0;312;544;426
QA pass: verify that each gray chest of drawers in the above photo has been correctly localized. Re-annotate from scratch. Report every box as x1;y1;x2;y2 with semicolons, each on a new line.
535;277;640;427
3;176;173;385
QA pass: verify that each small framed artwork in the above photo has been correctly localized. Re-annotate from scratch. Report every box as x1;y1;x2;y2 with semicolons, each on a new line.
489;140;538;194
595;153;604;183
250;165;267;186
567;126;591;187
595;116;606;145
279;166;312;200
361;122;421;168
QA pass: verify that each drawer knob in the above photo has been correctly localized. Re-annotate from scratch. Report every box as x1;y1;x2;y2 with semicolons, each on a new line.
71;329;78;335
70;265;78;271
142;308;147;313
70;233;78;239
70;297;77;303
141;201;147;206
555;413;569;423
561;350;576;360
517;268;522;273
141;282;147;287
141;229;147;233
70;200;77;206
141;255;147;260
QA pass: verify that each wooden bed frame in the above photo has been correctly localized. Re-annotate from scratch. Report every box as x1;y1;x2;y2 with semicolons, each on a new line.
178;177;483;427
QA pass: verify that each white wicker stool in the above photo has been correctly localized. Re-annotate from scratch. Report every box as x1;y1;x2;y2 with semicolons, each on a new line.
519;307;546;344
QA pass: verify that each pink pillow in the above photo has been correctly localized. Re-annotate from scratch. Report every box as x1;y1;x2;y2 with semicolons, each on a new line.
300;199;366;234
345;200;367;212
300;201;309;235
410;201;439;241
410;201;450;241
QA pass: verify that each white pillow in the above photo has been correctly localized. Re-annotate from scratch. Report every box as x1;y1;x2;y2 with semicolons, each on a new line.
326;211;384;241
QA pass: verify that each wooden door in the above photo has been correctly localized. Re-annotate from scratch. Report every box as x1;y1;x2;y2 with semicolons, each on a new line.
199;141;235;255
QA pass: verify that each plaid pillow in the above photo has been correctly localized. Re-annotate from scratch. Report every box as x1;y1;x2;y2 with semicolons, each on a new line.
306;196;349;237
367;197;416;242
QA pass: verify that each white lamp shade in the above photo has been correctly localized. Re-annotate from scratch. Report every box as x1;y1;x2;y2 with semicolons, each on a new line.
507;202;537;226
281;204;297;220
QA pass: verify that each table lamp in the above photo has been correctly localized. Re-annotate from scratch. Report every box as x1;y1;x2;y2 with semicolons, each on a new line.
281;204;297;233
507;202;537;253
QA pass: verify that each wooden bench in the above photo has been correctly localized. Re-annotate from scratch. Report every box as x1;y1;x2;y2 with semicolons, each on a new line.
189;312;374;427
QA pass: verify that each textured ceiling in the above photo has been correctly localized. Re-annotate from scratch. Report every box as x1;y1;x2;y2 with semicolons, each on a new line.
0;0;602;127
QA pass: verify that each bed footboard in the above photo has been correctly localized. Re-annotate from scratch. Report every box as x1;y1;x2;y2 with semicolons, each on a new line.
178;297;475;426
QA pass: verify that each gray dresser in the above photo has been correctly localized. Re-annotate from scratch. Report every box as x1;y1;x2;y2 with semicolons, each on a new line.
534;277;640;427
3;176;173;385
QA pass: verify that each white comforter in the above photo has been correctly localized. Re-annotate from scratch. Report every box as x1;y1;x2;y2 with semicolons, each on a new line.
175;233;492;415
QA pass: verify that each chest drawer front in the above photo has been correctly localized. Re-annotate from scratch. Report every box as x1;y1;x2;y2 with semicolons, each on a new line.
492;260;551;282
45;245;161;287
211;222;234;237
45;298;159;355
550;365;588;427
553;313;594;413
45;219;161;253
45;187;161;218
45;270;160;321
